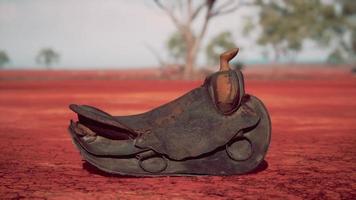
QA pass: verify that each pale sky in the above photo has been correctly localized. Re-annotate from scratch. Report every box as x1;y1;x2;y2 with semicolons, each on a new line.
0;0;330;69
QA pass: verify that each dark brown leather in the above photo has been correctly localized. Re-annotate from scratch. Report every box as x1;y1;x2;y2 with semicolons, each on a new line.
68;94;271;176
68;69;271;176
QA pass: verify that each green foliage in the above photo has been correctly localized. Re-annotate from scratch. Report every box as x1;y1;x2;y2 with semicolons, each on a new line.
0;50;10;68
308;0;355;63
251;0;356;63
206;31;236;65
36;48;60;69
327;48;345;64
166;32;186;62
167;31;238;66
254;0;328;60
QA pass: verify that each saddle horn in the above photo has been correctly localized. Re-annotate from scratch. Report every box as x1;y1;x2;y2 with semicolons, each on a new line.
220;48;239;71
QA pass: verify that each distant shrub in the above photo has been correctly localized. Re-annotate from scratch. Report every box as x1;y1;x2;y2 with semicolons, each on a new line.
231;61;244;70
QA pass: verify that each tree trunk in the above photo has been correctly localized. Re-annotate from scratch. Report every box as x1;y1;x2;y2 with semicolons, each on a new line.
154;0;241;79
183;30;199;79
184;44;198;79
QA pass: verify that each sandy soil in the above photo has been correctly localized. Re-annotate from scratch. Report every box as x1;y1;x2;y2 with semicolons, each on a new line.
0;70;355;199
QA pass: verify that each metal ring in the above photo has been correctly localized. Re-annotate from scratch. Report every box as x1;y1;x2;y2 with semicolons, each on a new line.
226;137;253;161
137;151;168;173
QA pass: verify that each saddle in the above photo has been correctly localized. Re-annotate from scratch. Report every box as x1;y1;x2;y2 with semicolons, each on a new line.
68;48;271;176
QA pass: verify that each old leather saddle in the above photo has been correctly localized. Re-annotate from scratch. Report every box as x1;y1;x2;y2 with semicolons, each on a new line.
68;48;271;176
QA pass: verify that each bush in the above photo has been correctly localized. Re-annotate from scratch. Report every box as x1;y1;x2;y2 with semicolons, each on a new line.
231;61;244;70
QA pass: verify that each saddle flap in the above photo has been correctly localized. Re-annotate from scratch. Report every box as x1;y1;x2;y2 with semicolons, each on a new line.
69;104;137;138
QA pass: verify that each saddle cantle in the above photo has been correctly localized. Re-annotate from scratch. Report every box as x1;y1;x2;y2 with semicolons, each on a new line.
68;48;271;176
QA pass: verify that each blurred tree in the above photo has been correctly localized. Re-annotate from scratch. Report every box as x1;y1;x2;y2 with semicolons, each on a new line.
36;48;60;69
0;51;10;68
154;0;251;78
206;31;236;65
247;0;355;63
306;0;355;64
166;31;186;63
145;43;167;67
327;48;345;64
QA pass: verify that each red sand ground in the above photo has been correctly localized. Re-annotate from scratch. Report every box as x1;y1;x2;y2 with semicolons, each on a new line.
0;69;355;199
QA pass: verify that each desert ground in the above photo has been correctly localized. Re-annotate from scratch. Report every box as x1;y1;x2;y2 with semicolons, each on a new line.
0;68;355;199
